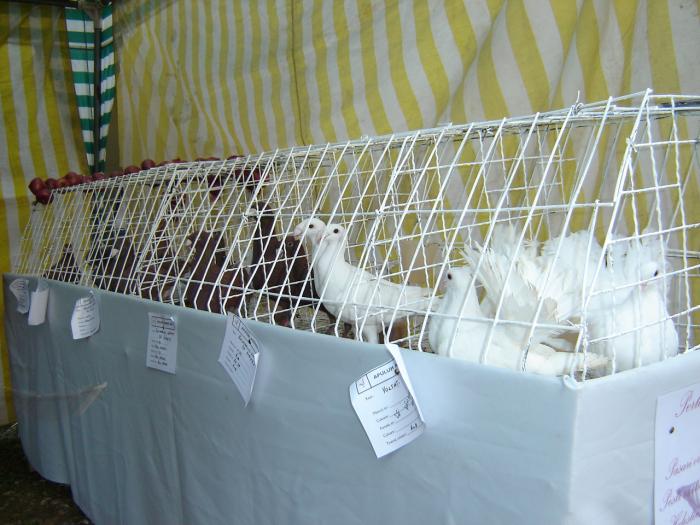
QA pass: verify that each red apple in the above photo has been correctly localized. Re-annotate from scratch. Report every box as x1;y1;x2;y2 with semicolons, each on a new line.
64;172;82;186
44;178;58;190
141;159;156;170
124;165;140;175
28;178;45;195
36;188;52;205
55;178;68;188
108;170;123;178
92;172;106;182
64;171;82;185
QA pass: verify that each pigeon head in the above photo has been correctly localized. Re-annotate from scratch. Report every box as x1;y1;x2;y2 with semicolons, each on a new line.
282;235;302;253
273;310;292;328
444;266;475;292
279;235;306;266
638;230;667;282
442;266;481;316
320;223;347;246
293;218;326;244
248;202;277;237
631;248;664;290
445;265;481;299
248;201;273;215
186;230;215;253
595;232;667;311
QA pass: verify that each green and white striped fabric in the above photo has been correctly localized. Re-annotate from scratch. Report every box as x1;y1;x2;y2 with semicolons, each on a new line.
65;4;115;173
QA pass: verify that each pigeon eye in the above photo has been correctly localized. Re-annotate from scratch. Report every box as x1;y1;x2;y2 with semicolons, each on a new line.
447;272;452;280
333;228;339;234
653;270;659;277
309;224;314;229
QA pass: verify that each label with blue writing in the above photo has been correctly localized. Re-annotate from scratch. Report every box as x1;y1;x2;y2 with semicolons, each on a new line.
9;278;29;314
71;293;100;339
218;314;260;406
349;358;425;458
146;313;177;374
655;382;700;524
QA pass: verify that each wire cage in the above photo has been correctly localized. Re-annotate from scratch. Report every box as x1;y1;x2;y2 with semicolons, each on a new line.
14;91;700;378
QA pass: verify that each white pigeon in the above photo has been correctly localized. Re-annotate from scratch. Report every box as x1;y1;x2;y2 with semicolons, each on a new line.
585;231;679;371
292;217;327;254
292;216;328;310
462;236;569;345
311;223;435;344
466;224;579;353
428;266;609;376
473;224;546;316
479;224;595;322
463;233;610;370
513;224;678;371
537;229;609;319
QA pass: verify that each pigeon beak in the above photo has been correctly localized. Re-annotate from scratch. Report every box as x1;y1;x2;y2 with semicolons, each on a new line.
292;227;302;240
184;239;193;248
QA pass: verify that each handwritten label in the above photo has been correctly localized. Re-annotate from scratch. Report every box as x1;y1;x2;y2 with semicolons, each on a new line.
349;344;425;458
218;314;260;406
71;293;100;339
146;313;177;374
655;382;700;524
9;278;29;314
28;280;49;326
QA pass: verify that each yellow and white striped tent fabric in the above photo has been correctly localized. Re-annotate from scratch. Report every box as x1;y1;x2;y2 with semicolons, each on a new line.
1;0;699;424
0;4;87;424
114;0;700;160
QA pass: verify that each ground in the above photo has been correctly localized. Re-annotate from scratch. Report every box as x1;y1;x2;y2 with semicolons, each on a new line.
0;423;91;524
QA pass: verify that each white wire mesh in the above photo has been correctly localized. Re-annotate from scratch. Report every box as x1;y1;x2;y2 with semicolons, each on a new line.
14;91;700;378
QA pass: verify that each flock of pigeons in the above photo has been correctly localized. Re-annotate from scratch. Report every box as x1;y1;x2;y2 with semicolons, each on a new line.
292;219;679;377
44;203;680;377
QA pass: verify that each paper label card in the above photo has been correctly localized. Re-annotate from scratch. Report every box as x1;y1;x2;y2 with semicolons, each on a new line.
10;278;29;314
655;382;700;524
350;346;425;458
28;280;49;326
71;293;100;339
218;314;261;406
146;313;177;374
385;343;425;421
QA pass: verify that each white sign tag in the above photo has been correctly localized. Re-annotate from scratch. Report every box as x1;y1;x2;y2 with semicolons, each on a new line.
9;278;29;314
28;281;49;326
655;382;700;524
71;293;100;339
349;344;425;458
218;314;260;405
146;313;177;374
